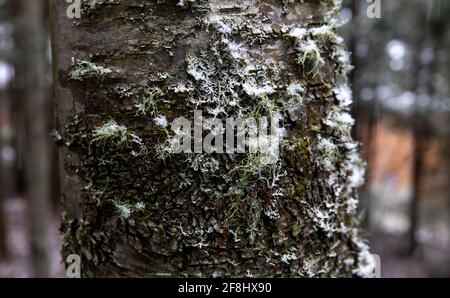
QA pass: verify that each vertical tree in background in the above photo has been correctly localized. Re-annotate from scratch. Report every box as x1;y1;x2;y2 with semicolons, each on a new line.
0;0;13;263
408;1;449;254
345;0;376;229
0;86;14;260
50;0;372;277
0;88;8;260
19;0;53;277
0;90;8;260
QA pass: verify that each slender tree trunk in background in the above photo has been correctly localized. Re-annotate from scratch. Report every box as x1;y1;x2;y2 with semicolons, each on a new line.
0;87;16;260
7;0;27;195
0;176;5;260
426;2;450;268
20;0;53;277
408;21;441;254
447;131;450;273
447;47;450;274
0;91;9;260
408;122;426;254
50;0;372;277
0;197;5;261
361;107;377;229
0;193;5;261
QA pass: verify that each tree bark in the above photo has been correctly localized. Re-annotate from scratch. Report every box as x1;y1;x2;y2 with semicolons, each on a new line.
50;0;372;277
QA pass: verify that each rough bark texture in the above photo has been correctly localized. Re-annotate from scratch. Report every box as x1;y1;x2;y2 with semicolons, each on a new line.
50;0;372;277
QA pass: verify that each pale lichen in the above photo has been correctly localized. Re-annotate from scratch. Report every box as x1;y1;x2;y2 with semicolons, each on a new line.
135;87;164;117
297;40;325;74
68;58;113;81
92;120;142;147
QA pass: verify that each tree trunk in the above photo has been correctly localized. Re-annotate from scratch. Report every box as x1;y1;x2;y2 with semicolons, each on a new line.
408;122;426;254
0;90;10;261
20;0;54;277
0;198;5;261
50;0;372;277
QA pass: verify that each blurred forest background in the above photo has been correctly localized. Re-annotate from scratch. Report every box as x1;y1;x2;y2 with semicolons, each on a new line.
0;0;449;277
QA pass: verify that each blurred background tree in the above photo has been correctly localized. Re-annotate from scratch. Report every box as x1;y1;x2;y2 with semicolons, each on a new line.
0;0;60;277
341;0;450;277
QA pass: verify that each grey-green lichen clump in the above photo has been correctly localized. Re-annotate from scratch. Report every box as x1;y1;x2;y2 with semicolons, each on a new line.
60;0;373;277
68;58;114;81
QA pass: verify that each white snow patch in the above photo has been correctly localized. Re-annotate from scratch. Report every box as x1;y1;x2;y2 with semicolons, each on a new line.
333;85;353;107
286;82;305;96
289;27;307;40
154;115;168;128
243;80;275;97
